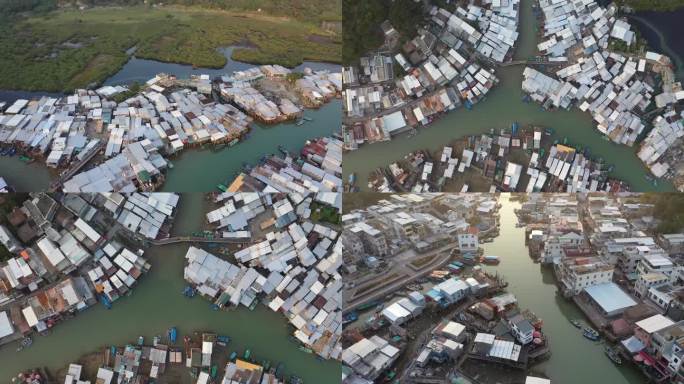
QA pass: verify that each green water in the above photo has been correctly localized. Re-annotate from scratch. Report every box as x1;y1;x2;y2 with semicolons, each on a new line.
0;194;338;383
343;0;674;192
162;100;341;192
482;194;643;384
0;157;52;191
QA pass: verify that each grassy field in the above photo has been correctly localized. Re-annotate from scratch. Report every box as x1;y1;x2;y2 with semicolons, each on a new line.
0;6;340;92
617;0;684;11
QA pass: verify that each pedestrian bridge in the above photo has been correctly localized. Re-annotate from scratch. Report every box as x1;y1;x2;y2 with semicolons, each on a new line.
151;236;251;245
499;59;567;67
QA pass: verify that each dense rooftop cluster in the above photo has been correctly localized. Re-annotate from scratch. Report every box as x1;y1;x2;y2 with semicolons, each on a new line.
523;0;684;188
0;193;179;347
184;192;342;360
227;136;343;194
342;1;520;149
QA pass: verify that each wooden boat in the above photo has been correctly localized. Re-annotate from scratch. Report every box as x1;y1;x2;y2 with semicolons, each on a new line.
168;327;177;343
298;346;313;354
605;346;622;365
482;255;500;265
217;335;231;346
583;327;600;341
570;319;582;328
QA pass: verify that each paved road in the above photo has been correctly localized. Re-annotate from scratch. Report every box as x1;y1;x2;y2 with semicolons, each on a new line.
344;243;457;312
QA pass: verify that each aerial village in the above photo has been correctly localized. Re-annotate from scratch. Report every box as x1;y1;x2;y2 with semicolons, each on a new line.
340;192;684;384
365;125;630;193
341;194;553;384
0;65;342;192
2;191;342;383
0;193;179;348
521;0;684;190
342;0;520;149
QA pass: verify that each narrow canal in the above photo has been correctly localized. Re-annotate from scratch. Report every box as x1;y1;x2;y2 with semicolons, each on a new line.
0;49;340;192
0;194;338;383
342;0;676;192
481;194;642;383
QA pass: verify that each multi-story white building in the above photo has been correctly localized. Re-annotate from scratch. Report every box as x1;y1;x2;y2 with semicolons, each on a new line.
556;256;614;296
457;233;478;253
348;222;389;257
651;321;684;382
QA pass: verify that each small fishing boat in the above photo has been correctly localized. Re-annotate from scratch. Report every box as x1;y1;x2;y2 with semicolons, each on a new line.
7;147;16;156
298;346;313;354
289;375;304;384
275;362;285;378
153;335;161;346
217;335;231;346
605;346;622;365
211;365;218;378
217;184;227;192
168;327;177;343
342;311;358;325
182;285;196;298
244;348;251;360
303;116;313;122
482;255;500;265
569;319;582;328
138;336;144;346
17;337;32;351
296;120;305;126
99;293;112;309
348;173;356;185
583;327;600;341
19;155;33;163
229;351;238;361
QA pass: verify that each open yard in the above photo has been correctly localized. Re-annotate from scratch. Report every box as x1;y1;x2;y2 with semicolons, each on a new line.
0;6;341;91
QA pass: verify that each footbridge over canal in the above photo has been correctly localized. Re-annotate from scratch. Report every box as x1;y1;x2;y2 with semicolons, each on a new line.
150;236;251;246
499;58;567;67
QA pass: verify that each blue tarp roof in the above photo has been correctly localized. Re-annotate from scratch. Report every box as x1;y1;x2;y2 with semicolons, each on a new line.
426;289;444;301
584;282;637;313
